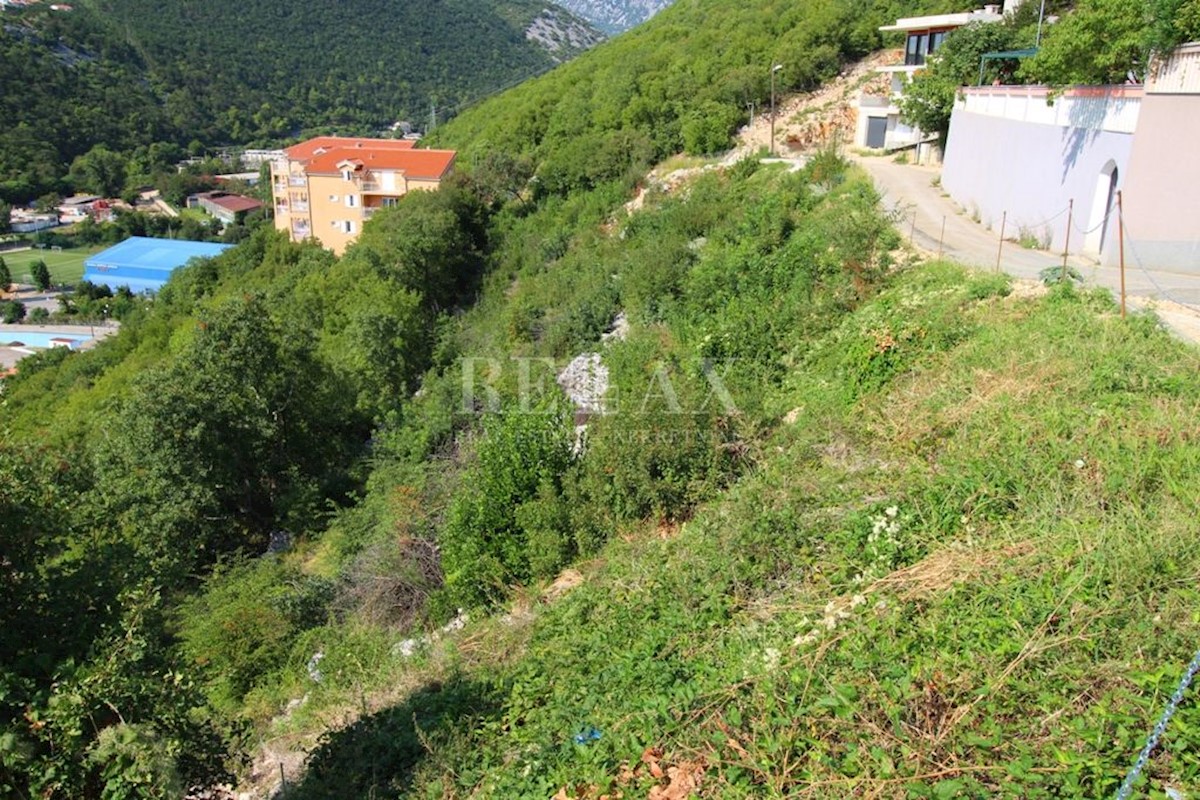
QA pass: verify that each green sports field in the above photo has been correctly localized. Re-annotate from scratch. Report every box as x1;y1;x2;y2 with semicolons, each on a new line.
0;246;105;286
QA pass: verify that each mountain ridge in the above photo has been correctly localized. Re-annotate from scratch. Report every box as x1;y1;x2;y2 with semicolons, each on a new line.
551;0;674;33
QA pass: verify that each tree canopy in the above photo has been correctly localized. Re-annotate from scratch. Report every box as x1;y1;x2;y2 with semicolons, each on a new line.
1025;0;1200;85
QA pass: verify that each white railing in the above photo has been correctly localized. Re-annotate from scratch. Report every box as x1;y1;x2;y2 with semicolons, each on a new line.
359;181;381;191
291;202;308;212
958;85;1143;133
288;177;307;187
1149;42;1200;94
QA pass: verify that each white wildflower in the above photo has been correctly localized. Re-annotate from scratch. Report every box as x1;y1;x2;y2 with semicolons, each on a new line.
794;631;820;647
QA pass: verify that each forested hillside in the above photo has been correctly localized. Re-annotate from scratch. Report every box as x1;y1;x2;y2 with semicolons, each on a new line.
0;0;599;202
428;0;964;178
5;0;1200;797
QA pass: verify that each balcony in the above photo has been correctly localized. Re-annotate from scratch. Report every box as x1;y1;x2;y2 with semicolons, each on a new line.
275;204;289;215
358;181;381;192
362;207;379;220
291;222;311;238
291;201;309;212
288;177;307;187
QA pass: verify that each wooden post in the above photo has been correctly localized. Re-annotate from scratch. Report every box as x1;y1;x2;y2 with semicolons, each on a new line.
1118;190;1126;319
995;211;1007;272
1062;198;1073;282
938;215;946;259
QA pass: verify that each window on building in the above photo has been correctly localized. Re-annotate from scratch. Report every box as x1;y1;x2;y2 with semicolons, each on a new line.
930;30;947;54
382;197;399;208
341;220;354;234
905;32;931;66
346;195;358;208
342;170;353;182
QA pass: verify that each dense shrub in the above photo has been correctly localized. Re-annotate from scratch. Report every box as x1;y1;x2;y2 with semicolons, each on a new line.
438;406;574;607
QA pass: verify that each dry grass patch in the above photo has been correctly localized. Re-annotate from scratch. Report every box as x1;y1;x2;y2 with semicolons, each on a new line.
871;539;1036;602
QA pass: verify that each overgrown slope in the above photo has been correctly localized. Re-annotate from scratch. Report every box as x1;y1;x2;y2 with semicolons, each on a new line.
7;0;1198;796
277;261;1200;798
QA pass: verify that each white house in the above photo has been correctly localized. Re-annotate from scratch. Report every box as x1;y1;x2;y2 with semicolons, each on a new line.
854;3;1025;159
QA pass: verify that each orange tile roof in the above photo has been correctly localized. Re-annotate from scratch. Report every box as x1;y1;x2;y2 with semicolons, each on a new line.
304;147;457;180
284;136;416;161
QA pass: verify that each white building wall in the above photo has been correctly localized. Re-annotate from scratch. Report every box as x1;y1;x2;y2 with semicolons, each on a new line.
942;86;1141;264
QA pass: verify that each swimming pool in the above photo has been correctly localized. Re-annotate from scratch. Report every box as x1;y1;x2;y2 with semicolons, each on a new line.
0;330;94;348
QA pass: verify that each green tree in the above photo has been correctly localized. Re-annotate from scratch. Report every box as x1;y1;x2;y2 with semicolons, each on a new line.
70;145;129;197
1024;0;1146;86
92;296;362;580
0;199;11;234
34;193;62;214
0;256;10;293
899;22;1024;144
352;179;487;310
1;300;26;322
32;259;51;291
1026;0;1200;85
681;102;744;156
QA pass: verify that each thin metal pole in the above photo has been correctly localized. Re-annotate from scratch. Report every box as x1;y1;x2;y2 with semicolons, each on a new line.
1036;0;1048;47
995;211;1007;272
938;215;946;259
770;69;777;157
909;210;917;244
1062;198;1073;281
1118;190;1126;319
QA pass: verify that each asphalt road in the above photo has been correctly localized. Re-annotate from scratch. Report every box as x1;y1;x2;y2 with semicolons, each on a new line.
852;155;1200;342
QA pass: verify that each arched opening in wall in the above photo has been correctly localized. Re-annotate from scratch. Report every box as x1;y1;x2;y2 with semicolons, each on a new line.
1085;161;1119;256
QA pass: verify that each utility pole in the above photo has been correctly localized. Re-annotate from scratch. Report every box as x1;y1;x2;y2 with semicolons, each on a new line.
770;64;783;156
429;99;436;134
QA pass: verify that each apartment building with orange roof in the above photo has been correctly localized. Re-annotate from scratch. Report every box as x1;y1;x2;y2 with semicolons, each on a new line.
271;137;457;254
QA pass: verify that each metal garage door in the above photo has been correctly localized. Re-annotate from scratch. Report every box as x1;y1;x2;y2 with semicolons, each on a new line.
866;117;887;149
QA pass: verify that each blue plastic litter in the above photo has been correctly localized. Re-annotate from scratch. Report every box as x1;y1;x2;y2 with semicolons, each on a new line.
573;725;602;745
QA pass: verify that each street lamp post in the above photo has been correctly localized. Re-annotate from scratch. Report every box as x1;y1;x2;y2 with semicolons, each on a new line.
770;64;783;156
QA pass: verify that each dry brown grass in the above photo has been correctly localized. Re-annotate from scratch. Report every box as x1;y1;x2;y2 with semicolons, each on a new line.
871;540;1036;601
